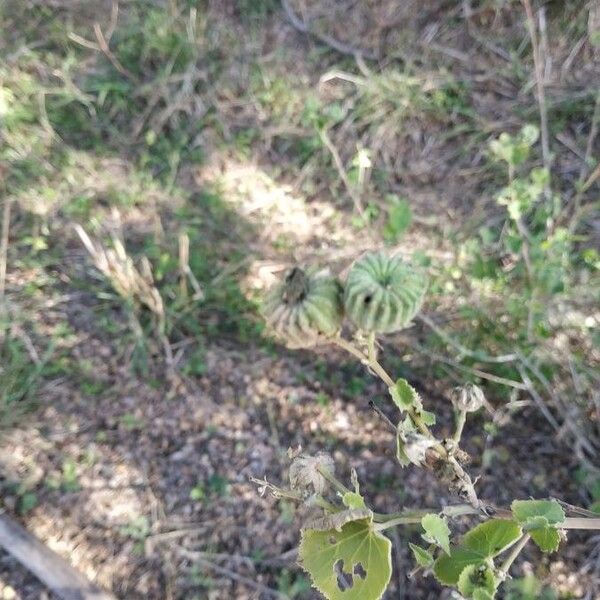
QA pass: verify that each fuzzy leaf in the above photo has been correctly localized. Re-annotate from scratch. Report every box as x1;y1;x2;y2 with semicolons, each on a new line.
343;492;366;510
458;564;498;598
389;379;422;412
409;543;433;568
521;516;549;531
433;547;485;585
421;514;451;555
511;500;565;526
472;590;494;600
395;416;416;467
420;409;436;425
305;509;372;532
395;434;410;467
299;517;392;600
530;527;561;553
462;519;522;558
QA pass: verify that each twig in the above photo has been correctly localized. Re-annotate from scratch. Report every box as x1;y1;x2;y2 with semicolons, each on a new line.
93;23;138;83
318;128;365;218
517;353;598;456
0;197;11;303
521;0;552;205
0;511;116;600
417;314;518;363
369;400;397;433
280;0;378;60
410;342;528;390
177;548;288;599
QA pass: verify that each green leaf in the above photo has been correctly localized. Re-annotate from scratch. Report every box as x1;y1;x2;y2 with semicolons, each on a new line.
395;433;410;467
511;500;565;526
389;379;422;412
434;520;522;586
409;543;433;568
384;198;412;242
396;416;417;466
530;527;560;553
462;519;522;558
343;492;366;510
520;515;548;531
472;590;495;600
299;517;392;600
421;514;451;555
433;547;485;585
420;409;436;426
458;564;498;599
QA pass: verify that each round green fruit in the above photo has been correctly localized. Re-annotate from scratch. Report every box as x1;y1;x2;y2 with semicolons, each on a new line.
262;267;343;348
344;251;427;333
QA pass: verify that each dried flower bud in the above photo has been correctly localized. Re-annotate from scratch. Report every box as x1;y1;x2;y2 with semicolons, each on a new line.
449;383;486;413
262;268;343;348
402;433;438;468
289;452;335;496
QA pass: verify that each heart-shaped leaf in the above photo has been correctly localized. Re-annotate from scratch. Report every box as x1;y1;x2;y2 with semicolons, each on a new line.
300;516;392;600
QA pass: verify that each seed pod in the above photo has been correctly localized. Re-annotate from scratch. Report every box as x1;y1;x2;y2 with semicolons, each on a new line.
289;452;335;496
344;251;427;333
262;267;343;348
449;383;486;412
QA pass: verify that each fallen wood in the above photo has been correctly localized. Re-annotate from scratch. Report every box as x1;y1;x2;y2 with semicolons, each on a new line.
0;511;117;600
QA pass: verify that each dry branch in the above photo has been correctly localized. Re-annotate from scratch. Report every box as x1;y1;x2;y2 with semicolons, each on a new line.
0;512;116;600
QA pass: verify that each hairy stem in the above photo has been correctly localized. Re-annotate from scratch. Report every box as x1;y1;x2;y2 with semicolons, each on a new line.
373;515;423;531
498;533;530;579
453;410;467;444
316;465;352;496
332;336;432;438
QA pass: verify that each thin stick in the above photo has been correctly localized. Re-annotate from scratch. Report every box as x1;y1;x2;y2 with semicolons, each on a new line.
318;128;365;218
417;314;518;363
0;197;11;302
177;548;287;599
280;0;378;60
369;400;397;433
521;0;552;205
93;23;138;83
410;342;528;390
0;512;116;600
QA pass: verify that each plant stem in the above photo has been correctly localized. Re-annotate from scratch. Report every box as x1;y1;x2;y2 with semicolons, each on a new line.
332;336;432;438
498;533;530;579
316;465;352;496
373;515;423;531
453;410;467;444
332;335;487;505
313;496;338;513
373;503;481;524
561;517;600;530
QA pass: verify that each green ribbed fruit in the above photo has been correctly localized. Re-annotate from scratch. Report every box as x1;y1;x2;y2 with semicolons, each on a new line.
262;267;343;348
344;252;427;333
